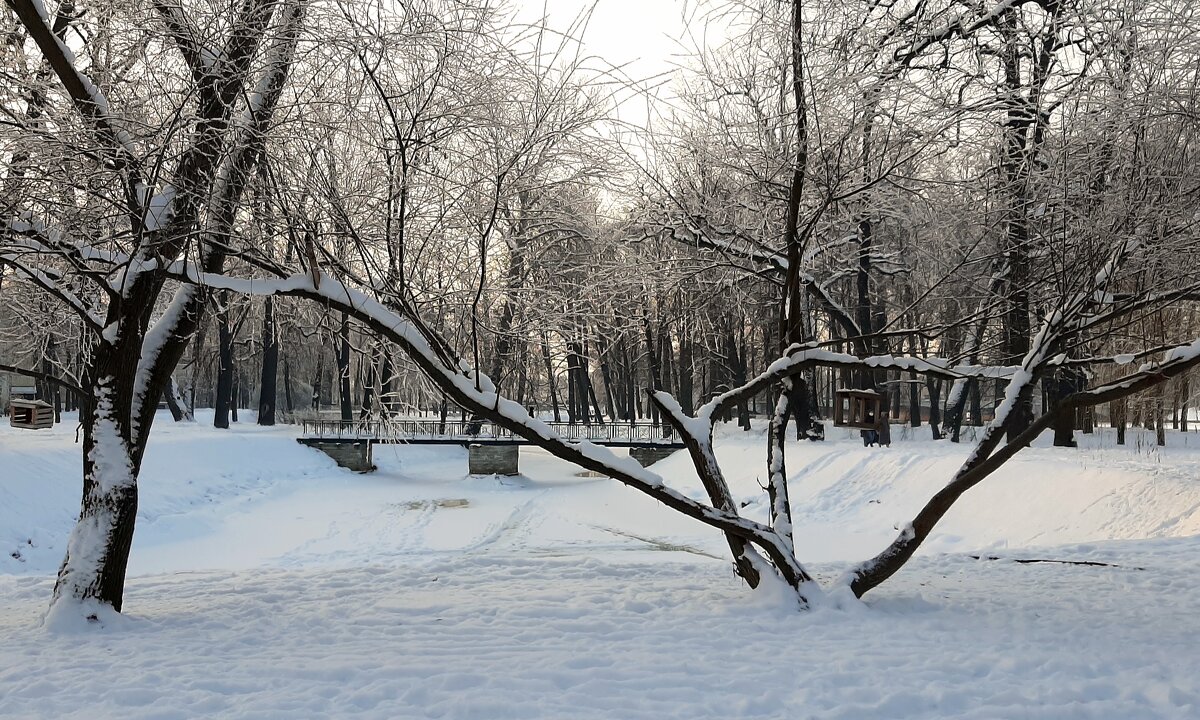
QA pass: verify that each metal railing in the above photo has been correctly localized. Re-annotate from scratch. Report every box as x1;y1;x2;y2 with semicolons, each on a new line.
299;418;679;445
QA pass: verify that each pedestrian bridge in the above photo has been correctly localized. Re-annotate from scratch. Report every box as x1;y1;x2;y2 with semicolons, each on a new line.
296;419;684;474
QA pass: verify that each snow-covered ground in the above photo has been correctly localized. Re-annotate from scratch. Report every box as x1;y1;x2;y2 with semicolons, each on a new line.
2;412;1199;718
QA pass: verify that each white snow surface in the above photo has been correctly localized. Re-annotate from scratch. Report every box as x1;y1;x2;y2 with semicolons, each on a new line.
3;412;1200;718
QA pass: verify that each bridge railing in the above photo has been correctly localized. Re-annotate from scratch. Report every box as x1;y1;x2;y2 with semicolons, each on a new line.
299;418;678;444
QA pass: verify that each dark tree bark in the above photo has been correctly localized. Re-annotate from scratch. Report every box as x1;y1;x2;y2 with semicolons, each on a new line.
378;350;394;417
42;335;62;422
678;324;695;416
311;353;324;411
163;376;187;422
337;313;352;422
1113;399;1126;445
598;335;618;421
257;296;278;426
214;293;234;429
909;374;921;428
540;333;560;422
565;340;578;424
927;377;943;440
283;357;295;415
643;317;662;426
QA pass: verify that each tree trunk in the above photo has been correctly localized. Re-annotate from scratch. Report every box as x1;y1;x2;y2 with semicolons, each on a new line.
163;376;190;422
1156;392;1166;446
565;341;578;424
643;318;662;427
214;294;233;429
283;357;295;415
379;350;394;417
678;329;694;416
310;354;323;412
1050;370;1077;447
231;369;240;422
53;364;139;617
257;296;278;426
338;313;352;423
1113;399;1126;445
927;377;943;440
359;347;375;420
908;375;920;428
598;336;618;421
540;333;560;422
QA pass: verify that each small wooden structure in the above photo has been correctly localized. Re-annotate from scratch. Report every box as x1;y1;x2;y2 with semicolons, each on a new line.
833;389;883;430
10;399;54;429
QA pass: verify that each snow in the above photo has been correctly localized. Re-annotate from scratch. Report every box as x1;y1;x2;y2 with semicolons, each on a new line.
141;184;176;232
3;413;1200;717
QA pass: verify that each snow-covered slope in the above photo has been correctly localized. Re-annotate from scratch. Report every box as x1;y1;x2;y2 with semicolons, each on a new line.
2;414;1198;718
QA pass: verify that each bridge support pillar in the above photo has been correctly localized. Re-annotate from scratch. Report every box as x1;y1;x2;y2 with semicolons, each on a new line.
469;444;519;475
299;439;375;472
629;447;676;467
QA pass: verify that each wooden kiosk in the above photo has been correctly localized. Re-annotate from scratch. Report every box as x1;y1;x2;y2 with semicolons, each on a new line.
9;399;54;429
833;389;884;430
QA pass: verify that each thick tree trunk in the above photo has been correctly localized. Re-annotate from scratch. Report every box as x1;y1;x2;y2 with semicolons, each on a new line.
53;383;139;618
51;331;144;618
1050;370;1077;447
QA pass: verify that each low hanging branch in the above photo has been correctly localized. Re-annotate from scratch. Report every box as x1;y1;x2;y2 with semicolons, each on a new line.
0;363;86;396
171;235;1199;607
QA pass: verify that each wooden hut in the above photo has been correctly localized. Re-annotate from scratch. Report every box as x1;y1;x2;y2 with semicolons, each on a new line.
833;389;883;430
10;399;54;429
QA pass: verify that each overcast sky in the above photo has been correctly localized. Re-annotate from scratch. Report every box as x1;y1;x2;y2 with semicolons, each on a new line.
512;0;693;80
509;0;731;127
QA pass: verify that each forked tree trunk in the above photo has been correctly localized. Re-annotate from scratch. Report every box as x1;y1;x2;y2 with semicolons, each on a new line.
54;376;139;616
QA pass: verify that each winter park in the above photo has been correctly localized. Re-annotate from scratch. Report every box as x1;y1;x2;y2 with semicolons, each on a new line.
3;0;1200;718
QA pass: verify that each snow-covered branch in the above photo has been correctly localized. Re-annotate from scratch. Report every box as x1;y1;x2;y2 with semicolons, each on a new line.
0;253;104;329
8;0;140;170
701;346;1018;424
174;267;804;565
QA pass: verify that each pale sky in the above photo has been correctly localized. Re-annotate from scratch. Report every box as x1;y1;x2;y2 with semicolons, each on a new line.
509;0;732;126
512;0;698;83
